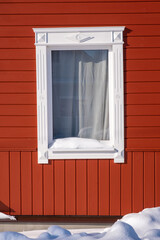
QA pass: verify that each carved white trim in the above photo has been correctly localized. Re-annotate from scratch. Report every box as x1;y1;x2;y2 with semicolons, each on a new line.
36;46;48;163
33;27;125;164
113;44;124;163
66;32;94;43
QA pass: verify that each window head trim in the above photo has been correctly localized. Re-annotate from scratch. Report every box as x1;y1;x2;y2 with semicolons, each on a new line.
33;26;125;164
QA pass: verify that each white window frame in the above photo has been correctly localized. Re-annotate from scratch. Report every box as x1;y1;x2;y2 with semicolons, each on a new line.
33;27;125;164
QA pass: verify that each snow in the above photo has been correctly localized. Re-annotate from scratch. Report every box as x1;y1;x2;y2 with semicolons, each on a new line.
50;137;112;149
0;212;16;221
1;207;160;239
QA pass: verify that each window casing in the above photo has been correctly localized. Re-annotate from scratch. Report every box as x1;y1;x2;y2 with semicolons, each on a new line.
33;27;125;164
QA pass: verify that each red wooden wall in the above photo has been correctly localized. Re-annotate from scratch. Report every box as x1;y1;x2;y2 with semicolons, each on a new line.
0;0;160;216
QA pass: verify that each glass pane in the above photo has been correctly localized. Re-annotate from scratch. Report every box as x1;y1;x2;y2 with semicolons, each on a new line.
52;50;109;140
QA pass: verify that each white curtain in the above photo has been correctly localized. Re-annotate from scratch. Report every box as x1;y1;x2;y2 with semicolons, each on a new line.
52;50;109;140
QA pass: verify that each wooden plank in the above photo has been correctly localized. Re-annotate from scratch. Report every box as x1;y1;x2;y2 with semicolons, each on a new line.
21;152;32;215
54;160;65;215
43;160;54;215
126;94;160;105
0;38;34;49
0;138;37;150
127;139;160;150
1;0;160;3
0;116;36;126
110;160;121;215
99;159;109;215
32;152;43;215
0;94;36;105
1;2;160;14
10;152;21;215
0;71;36;82
126;36;160;48
0;152;10;214
1;25;160;37
144;152;155;208
65;160;76;215
125;60;160;71
121;152;132;215
0;26;34;37
0;49;35;60
126;25;160;37
0;60;36;71
126;105;160;116
0;83;36;93
1;60;160;73
1;48;160;60
125;71;160;82
0;14;160;26
125;48;160;60
0;105;36;116
126;82;160;94
0;127;37;138
126;116;160;127
132;152;144;212
87;160;98;215
155;152;160;206
76;160;87;215
126;127;160;138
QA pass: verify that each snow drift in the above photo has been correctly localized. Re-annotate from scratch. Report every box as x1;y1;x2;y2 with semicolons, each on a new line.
1;207;160;239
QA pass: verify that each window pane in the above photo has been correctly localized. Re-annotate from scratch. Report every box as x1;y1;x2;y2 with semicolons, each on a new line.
52;50;109;140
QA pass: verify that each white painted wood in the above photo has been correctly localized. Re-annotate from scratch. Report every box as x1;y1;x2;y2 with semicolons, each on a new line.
33;27;125;164
36;45;48;164
113;44;124;163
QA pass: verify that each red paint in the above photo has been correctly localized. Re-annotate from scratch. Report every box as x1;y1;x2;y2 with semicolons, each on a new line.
10;152;21;215
121;152;132;215
76;160;87;215
32;152;43;215
0;0;160;217
133;152;144;212
144;152;155;208
110;160;121;215
65;160;76;215
43;161;54;215
21;152;32;215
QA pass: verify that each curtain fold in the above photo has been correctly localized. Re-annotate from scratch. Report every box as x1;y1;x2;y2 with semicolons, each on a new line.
52;50;109;140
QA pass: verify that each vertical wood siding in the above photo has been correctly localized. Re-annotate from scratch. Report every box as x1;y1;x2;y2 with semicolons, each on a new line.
0;151;160;215
0;0;160;216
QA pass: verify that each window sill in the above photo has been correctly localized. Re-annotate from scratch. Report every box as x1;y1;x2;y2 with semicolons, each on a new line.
46;147;124;163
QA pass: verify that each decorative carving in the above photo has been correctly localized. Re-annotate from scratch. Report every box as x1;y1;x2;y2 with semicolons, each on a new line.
66;32;94;43
113;32;122;42
37;33;46;43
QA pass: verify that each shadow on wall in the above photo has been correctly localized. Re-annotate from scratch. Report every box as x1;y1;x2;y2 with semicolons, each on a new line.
0;201;14;213
123;27;131;152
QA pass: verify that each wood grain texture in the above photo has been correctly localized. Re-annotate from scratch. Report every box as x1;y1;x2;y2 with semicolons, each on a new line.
76;160;87;215
110;160;121;215
54;160;65;215
144;152;155;208
132;152;144;213
121;152;132;215
99;160;110;215
10;152;21;215
21;152;32;215
155;152;160;206
32;152;43;215
65;160;76;215
0;152;10;214
1;2;160;14
43;160;54;215
87;160;98;215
